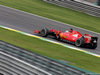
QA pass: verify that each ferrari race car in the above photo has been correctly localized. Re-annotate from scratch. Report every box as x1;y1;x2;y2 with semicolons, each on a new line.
34;28;98;49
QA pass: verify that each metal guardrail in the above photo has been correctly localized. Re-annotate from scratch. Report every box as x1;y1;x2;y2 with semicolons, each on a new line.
0;52;50;75
0;40;97;75
43;0;100;18
0;42;51;75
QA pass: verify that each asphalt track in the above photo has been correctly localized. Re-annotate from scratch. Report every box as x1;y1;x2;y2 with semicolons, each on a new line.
0;5;100;55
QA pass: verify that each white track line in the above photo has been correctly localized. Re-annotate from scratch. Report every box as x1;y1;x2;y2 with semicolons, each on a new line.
0;25;100;57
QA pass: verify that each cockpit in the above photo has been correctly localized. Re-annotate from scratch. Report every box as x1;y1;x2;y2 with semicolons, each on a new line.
65;28;73;33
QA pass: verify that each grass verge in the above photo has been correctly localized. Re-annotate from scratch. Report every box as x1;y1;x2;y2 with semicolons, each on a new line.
0;27;100;73
0;0;100;33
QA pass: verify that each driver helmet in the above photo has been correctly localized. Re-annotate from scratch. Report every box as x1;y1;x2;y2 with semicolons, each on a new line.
69;28;73;32
65;30;69;32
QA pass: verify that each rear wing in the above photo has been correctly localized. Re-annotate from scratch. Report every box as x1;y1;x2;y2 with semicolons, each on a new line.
91;37;98;43
84;34;98;43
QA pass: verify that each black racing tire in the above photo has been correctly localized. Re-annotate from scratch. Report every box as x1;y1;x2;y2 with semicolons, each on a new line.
90;43;97;49
40;28;49;37
75;37;84;47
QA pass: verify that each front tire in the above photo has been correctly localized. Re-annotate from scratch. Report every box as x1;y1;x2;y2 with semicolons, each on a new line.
40;28;49;37
75;37;84;47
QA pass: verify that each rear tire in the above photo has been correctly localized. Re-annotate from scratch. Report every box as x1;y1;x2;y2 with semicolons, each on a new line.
40;28;49;37
75;37;84;47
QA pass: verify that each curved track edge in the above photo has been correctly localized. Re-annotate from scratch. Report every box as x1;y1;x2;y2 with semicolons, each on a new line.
0;25;100;58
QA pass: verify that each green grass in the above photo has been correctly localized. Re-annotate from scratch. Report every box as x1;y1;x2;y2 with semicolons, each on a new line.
0;27;100;73
0;0;100;33
0;0;100;73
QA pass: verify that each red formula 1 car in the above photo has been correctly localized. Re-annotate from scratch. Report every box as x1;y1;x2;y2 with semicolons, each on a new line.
34;28;98;49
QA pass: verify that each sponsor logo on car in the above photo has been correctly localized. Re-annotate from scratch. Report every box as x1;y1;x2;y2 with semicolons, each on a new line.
64;36;67;39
